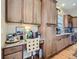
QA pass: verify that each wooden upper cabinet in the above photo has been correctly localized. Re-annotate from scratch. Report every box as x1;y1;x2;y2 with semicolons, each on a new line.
72;17;77;27
63;15;68;27
47;0;52;24
6;0;22;22
47;0;57;24
23;0;33;23
52;3;58;24
34;0;41;24
63;15;72;27
6;0;41;24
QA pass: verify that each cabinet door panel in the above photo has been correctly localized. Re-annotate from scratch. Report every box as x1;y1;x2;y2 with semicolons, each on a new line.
72;17;77;27
4;51;22;59
7;0;22;22
45;26;56;57
45;39;52;57
52;38;57;54
24;0;33;23
34;0;41;24
47;0;57;24
63;38;67;47
52;3;58;24
56;39;64;52
47;0;51;23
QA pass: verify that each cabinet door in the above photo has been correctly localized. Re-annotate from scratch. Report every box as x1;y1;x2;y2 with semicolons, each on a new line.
56;38;64;52
52;38;57;54
34;0;41;24
45;26;56;57
64;15;72;27
45;27;52;57
45;39;52;58
72;17;77;27
24;0;33;23
4;51;22;59
7;0;22;22
47;0;52;24
63;15;69;27
47;0;57;24
51;1;57;24
63;37;71;48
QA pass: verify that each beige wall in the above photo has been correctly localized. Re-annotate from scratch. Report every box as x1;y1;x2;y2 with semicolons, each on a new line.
1;0;7;47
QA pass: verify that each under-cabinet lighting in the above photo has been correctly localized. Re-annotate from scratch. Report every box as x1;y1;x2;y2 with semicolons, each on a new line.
62;3;65;7
73;3;76;6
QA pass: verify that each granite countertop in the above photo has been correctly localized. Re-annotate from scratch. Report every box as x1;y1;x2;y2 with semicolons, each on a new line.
56;33;71;36
2;38;44;49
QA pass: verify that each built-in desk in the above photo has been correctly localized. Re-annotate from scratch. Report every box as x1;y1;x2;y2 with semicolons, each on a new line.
2;39;44;59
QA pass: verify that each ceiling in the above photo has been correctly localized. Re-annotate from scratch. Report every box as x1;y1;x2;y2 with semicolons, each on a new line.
56;0;77;16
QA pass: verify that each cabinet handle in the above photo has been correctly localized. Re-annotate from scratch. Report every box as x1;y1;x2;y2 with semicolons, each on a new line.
58;39;61;41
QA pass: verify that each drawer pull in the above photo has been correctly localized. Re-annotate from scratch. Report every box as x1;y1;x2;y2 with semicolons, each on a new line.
58;39;61;41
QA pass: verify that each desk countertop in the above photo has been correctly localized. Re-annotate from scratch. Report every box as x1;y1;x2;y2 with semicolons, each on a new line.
2;38;44;49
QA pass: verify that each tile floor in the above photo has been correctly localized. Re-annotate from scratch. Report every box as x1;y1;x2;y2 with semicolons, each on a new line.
50;44;77;59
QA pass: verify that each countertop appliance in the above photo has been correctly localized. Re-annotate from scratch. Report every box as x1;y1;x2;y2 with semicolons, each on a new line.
6;33;20;44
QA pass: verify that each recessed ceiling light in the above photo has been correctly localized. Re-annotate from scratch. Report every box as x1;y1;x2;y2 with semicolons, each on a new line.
62;3;65;7
73;3;76;6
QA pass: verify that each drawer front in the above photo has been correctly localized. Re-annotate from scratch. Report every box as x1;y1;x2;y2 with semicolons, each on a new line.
4;45;23;55
4;51;22;59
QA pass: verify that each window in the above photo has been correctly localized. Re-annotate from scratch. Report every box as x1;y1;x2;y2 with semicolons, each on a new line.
57;15;63;34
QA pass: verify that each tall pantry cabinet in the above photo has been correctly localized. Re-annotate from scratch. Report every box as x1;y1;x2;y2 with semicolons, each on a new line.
41;0;57;59
6;0;41;24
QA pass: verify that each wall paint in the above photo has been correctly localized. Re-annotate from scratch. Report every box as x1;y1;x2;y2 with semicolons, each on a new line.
1;0;7;47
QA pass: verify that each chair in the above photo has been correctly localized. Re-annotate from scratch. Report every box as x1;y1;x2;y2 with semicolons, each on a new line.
24;39;39;59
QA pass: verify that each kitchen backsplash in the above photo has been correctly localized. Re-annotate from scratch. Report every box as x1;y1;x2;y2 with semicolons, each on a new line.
7;23;39;34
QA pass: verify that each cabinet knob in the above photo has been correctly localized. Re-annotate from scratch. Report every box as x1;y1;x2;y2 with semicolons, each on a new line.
58;39;61;41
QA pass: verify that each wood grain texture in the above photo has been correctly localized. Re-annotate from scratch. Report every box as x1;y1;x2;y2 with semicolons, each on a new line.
23;0;33;23
34;0;41;24
72;17;77;28
7;0;22;22
4;45;23;55
39;0;57;59
4;51;22;59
